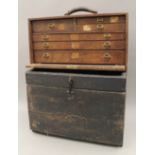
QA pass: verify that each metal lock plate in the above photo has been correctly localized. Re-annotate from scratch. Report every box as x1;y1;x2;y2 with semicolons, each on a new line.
83;25;92;31
58;24;65;30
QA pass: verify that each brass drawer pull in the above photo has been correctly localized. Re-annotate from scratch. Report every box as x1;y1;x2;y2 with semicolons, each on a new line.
103;33;111;39
97;18;104;23
103;53;111;62
96;24;104;30
103;42;111;48
43;35;49;41
43;53;50;58
44;42;49;49
48;23;55;29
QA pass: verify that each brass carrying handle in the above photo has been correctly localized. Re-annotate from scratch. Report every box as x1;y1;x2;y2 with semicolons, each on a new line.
65;7;97;15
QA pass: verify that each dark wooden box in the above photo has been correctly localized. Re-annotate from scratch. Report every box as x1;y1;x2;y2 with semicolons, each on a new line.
26;69;126;146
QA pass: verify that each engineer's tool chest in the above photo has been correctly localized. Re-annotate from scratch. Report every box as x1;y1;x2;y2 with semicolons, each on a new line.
26;8;128;146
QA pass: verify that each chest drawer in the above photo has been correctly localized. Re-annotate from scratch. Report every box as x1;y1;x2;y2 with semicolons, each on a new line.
34;50;125;65
77;15;125;24
32;19;74;33
33;41;125;50
33;33;125;42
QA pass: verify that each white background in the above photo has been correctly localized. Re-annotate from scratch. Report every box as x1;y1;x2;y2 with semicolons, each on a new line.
18;0;136;155
3;0;154;155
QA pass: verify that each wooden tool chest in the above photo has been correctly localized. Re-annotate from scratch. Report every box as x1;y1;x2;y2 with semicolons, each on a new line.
26;8;128;146
26;69;126;146
27;8;128;71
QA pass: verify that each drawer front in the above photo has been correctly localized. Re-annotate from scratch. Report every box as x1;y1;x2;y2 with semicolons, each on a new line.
33;33;125;42
34;50;125;65
76;23;125;33
34;41;125;50
77;15;126;24
32;19;125;33
28;85;125;146
32;19;74;33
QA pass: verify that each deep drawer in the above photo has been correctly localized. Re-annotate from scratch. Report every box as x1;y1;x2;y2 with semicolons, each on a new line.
34;50;125;65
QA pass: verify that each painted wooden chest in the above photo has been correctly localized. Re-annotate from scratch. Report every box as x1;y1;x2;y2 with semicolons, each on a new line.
26;69;126;146
27;8;128;71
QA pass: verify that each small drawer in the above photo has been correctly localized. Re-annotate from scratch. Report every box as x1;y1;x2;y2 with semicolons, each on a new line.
77;15;126;24
34;50;125;65
77;23;125;33
32;19;74;33
33;41;125;50
33;33;125;42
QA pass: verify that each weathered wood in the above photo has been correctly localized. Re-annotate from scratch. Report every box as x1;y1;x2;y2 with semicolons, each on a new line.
26;70;126;92
26;70;126;146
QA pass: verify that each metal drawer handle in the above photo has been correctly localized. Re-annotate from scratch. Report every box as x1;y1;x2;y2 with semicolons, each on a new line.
43;35;49;41
43;53;50;58
48;23;55;29
103;41;111;48
96;24;104;30
44;42;49;49
104;53;112;62
103;33;112;39
97;18;104;23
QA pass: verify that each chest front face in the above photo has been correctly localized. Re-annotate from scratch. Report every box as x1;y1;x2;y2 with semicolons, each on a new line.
26;70;126;146
28;13;128;71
